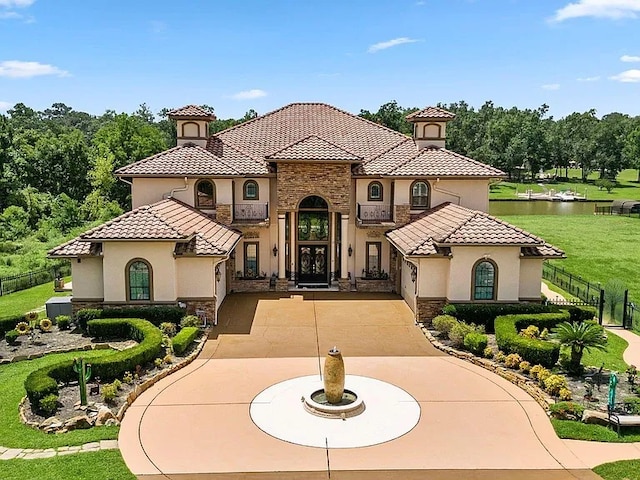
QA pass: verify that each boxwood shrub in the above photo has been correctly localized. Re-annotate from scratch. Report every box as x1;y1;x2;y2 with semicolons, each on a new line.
24;318;162;406
494;312;569;368
4;329;19;345
442;303;559;333
173;327;200;356
75;306;185;331
0;314;25;337
463;332;488;356
567;305;597;322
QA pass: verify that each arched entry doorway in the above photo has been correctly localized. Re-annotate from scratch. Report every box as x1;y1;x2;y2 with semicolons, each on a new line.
297;195;329;286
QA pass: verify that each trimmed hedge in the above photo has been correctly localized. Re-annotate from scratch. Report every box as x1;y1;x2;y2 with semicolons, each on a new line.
442;303;559;333
173;327;200;356
463;332;488;356
24;318;162;406
495;311;570;368
75;306;185;331
567;305;597;322
0;315;24;338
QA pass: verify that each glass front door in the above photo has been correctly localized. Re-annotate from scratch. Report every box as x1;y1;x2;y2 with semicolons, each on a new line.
298;245;327;284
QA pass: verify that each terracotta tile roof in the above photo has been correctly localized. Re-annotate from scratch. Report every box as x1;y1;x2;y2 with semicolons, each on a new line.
382;147;506;177
206;137;272;174
405;106;456;121
265;135;363;162
50;199;240;257
214;103;408;164
168;105;216;119
386;203;564;257
48;239;102;258
115;144;241;176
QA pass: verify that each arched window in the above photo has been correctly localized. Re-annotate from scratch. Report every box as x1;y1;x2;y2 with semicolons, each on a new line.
473;259;497;301
411;181;430;209
127;259;152;301
368;181;383;201
195;180;215;207
243;180;259;200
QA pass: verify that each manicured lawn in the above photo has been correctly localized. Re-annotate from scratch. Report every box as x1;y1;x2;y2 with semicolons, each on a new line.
578;329;629;372
0;351;118;449
552;419;640;443
542;279;579;301
500;214;640;302
0;449;135;480
491;168;640;201
593;459;640;480
0;277;71;319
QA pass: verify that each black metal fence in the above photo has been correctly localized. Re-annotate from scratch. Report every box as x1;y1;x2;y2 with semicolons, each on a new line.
0;263;71;296
543;262;637;329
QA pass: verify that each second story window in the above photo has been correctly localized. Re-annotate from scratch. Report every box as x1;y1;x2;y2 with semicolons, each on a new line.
368;181;383;201
195;180;215;207
243;180;259;200
411;181;430;209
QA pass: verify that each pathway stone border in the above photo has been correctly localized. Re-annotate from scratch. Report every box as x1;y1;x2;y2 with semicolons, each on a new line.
420;325;554;411
0;342;112;365
2;330;208;460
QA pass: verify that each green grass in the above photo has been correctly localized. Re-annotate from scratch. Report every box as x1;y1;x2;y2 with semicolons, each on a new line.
0;277;71;319
594;459;640;480
551;419;640;442
500;214;640;302
576;330;629;372
0;449;135;480
0;351;118;449
490;168;640;201
542;279;579;301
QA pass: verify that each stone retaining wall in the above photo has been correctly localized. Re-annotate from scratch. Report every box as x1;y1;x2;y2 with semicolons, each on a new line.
355;278;395;293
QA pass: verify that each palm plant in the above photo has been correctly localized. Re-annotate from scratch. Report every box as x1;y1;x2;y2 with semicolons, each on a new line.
553;321;607;371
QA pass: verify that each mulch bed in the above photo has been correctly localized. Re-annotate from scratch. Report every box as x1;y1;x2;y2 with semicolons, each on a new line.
0;328;96;361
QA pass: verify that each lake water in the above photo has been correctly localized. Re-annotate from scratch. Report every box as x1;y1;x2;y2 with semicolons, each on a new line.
488;200;606;216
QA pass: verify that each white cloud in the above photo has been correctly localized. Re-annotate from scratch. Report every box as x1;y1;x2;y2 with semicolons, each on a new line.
0;60;69;78
0;101;11;111
542;83;561;90
368;37;419;53
621;54;640;62
577;76;601;81
231;89;267;100
610;69;640;82
0;0;35;6
552;0;640;22
0;10;19;18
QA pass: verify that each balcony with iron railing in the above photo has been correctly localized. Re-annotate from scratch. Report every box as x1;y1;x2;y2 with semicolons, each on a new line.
233;203;269;223
357;203;393;224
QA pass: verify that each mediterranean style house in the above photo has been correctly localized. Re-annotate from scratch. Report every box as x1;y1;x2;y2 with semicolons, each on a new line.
49;103;563;323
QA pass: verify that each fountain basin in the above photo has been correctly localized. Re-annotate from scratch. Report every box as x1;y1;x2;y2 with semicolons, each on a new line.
303;388;365;418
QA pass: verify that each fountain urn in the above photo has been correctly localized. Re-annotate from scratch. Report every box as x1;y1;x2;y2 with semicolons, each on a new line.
324;347;345;404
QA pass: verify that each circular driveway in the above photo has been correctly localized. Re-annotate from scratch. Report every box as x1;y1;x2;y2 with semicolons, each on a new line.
119;293;598;480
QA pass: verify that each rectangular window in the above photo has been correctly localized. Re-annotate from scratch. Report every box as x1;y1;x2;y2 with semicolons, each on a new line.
244;242;259;278
365;242;381;276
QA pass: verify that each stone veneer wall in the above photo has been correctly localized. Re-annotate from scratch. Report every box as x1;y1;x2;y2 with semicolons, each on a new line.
215;204;232;225
71;300;103;315
182;300;216;325
355;278;395;293
277;163;351;213
394;204;410;226
230;279;271;292
338;278;351;292
416;297;447;325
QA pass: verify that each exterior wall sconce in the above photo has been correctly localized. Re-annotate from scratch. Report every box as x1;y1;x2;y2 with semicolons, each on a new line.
215;265;221;282
410;267;417;283
273;244;278;257
348;244;353;257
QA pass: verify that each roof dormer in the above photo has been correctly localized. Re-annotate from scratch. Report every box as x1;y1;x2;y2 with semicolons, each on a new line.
405;106;455;150
168;105;216;148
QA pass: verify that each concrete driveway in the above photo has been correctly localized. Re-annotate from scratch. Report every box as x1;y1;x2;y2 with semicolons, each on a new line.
119;293;599;480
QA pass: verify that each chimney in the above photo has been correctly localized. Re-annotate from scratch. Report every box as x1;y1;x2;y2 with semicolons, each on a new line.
167;105;216;148
405;106;455;150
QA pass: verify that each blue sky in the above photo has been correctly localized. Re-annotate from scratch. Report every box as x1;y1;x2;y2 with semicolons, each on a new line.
1;0;639;119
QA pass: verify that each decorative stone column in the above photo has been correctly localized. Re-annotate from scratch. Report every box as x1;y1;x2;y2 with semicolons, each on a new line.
278;213;286;279
340;214;349;279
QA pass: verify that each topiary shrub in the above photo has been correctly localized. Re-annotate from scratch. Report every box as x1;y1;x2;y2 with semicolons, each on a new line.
449;322;482;348
442;303;559;333
55;315;71;330
38;394;59;417
519;361;531;373
4;329;19;345
567;305;597;323
504;353;523;369
432;315;458;336
463;332;488;356
544;374;568;396
75;306;186;330
495;312;568;368
549;401;584;421
530;364;546;379
173;326;199;356
75;309;102;331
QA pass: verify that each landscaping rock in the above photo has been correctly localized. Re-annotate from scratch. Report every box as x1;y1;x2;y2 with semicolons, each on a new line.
40;416;62;429
95;406;115;426
582;409;610;426
64;415;93;430
104;418;119;427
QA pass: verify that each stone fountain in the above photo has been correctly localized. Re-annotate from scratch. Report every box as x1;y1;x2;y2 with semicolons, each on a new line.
303;347;365;418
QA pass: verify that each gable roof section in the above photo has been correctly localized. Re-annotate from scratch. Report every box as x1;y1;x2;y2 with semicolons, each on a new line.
168;105;215;119
385;147;506;177
265;135;363;162
49;199;241;258
386;203;564;258
115;144;241;177
405;106;456;121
